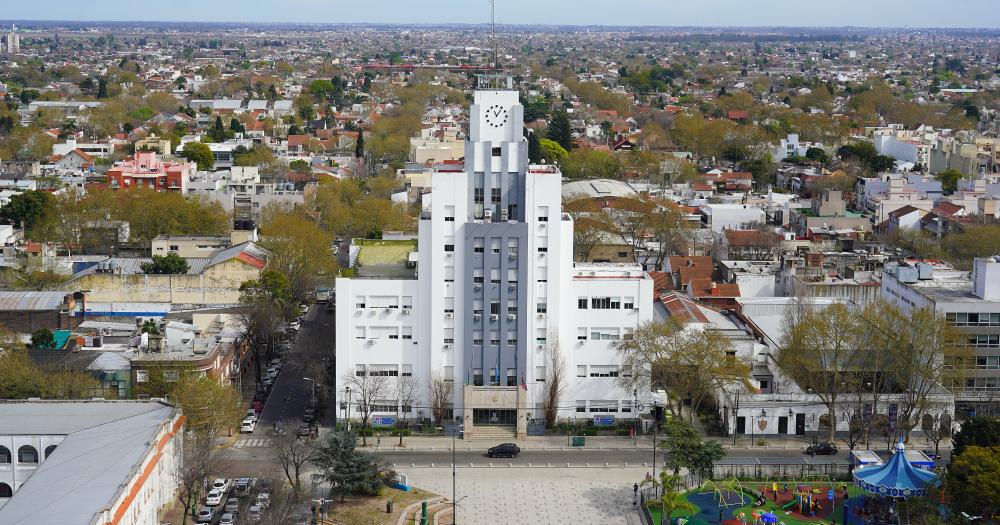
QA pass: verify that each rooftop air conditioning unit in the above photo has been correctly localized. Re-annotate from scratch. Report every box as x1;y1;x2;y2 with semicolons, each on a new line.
367;339;376;345
445;312;454;319
537;344;545;350
507;314;516;321
490;314;499;321
537;313;545;319
473;314;482;321
484;209;493;220
444;344;452;350
501;209;509;221
474;283;482;290
401;309;410;315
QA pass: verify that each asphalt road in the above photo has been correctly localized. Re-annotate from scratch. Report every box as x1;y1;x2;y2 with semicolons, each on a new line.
374;448;652;466
256;304;335;430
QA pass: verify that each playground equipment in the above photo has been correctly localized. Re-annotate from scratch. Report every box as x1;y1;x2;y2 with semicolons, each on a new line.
699;478;749;507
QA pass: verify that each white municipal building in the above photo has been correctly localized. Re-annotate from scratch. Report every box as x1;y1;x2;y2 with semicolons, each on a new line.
335;77;653;438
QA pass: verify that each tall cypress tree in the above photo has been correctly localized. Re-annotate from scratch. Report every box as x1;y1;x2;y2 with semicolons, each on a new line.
546;109;573;152
97;77;108;99
354;131;364;159
527;130;541;163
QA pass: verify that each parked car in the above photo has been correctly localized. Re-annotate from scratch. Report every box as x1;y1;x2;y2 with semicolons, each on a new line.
220;512;236;525
233;477;253;497
224;497;239;513
297;423;311;437
196;507;215;523
288;321;301;331
805;442;838;455
248;504;263;521
205;489;225;506
299;304;310;315
245;409;258;421
256;492;271;509
487;443;520;458
211;478;231;493
269;358;282;368
241;418;257;433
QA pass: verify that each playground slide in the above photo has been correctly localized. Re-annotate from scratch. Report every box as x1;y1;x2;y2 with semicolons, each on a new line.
780;500;797;511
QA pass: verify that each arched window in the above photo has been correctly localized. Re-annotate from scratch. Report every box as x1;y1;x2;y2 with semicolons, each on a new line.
17;445;38;464
44;445;57;459
0;483;12;498
0;446;10;464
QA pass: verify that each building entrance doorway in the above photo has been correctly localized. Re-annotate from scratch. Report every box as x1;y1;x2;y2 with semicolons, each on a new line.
473;409;516;425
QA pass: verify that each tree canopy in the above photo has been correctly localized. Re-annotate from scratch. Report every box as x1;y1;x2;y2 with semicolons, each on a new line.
141;253;191;275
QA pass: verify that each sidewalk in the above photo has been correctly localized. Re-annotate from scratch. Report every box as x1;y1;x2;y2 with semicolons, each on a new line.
355;433;656;451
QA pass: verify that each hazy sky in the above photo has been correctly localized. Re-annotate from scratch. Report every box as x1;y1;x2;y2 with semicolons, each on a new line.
5;0;1000;28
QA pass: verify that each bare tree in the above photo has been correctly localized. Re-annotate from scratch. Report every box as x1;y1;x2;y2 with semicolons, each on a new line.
543;334;567;428
890;307;968;442
778;302;859;443
430;372;454;425
393;375;418;446
175;433;229;525
921;411;953;457
343;366;391;446
274;418;318;498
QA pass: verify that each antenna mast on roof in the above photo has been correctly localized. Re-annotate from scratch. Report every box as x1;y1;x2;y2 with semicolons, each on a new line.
490;0;498;70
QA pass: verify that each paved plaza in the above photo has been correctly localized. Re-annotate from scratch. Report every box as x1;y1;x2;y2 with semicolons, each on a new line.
396;466;647;525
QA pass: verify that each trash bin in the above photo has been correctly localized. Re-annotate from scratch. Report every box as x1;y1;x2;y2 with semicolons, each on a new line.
386;500;393;514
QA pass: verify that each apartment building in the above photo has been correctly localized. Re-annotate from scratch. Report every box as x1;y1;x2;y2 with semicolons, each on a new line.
881;258;1000;416
335;78;653;439
106;152;195;194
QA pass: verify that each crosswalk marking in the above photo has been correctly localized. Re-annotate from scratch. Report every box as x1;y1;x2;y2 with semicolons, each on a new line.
234;438;274;448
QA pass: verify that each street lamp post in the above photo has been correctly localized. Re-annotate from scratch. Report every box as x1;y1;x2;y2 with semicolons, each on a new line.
732;389;741;446
346;386;352;432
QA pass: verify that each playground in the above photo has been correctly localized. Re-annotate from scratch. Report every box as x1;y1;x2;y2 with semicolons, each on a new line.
647;478;863;525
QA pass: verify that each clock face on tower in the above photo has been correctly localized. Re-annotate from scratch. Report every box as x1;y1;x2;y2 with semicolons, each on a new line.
484;104;509;128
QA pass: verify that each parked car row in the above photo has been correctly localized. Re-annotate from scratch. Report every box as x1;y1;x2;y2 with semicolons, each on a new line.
198;477;272;523
243;357;284;434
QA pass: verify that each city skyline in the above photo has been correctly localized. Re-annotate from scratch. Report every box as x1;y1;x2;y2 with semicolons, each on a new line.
4;0;1000;29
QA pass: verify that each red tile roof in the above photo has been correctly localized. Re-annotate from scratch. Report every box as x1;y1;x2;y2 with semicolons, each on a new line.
666;256;715;288
724;229;777;247
687;278;741;298
660;291;710;324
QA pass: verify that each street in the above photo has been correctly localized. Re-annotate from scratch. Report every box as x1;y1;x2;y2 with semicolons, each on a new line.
256;303;335;430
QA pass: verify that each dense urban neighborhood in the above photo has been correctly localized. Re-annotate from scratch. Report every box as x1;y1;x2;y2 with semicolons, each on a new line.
1;8;1000;525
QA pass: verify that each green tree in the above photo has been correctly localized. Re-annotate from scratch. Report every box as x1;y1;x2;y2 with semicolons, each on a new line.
170;373;243;435
354;131;364;159
660;418;726;481
643;472;698;525
229;117;245;134
561;149;621;180
934;168;963;194
870;154;896;173
289;159;311;174
259;206;338;298
30;328;56;349
140;253;190;274
209;116;227;142
946;446;1000;515
526;130;541;163
805;147;829;164
97;77;108;99
538;138;568;164
311;431;397;503
1;190;55;232
953;416;1000;457
180;141;215;171
546;109;573;151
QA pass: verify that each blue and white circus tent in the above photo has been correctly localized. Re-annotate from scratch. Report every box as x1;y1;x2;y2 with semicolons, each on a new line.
853;439;940;499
